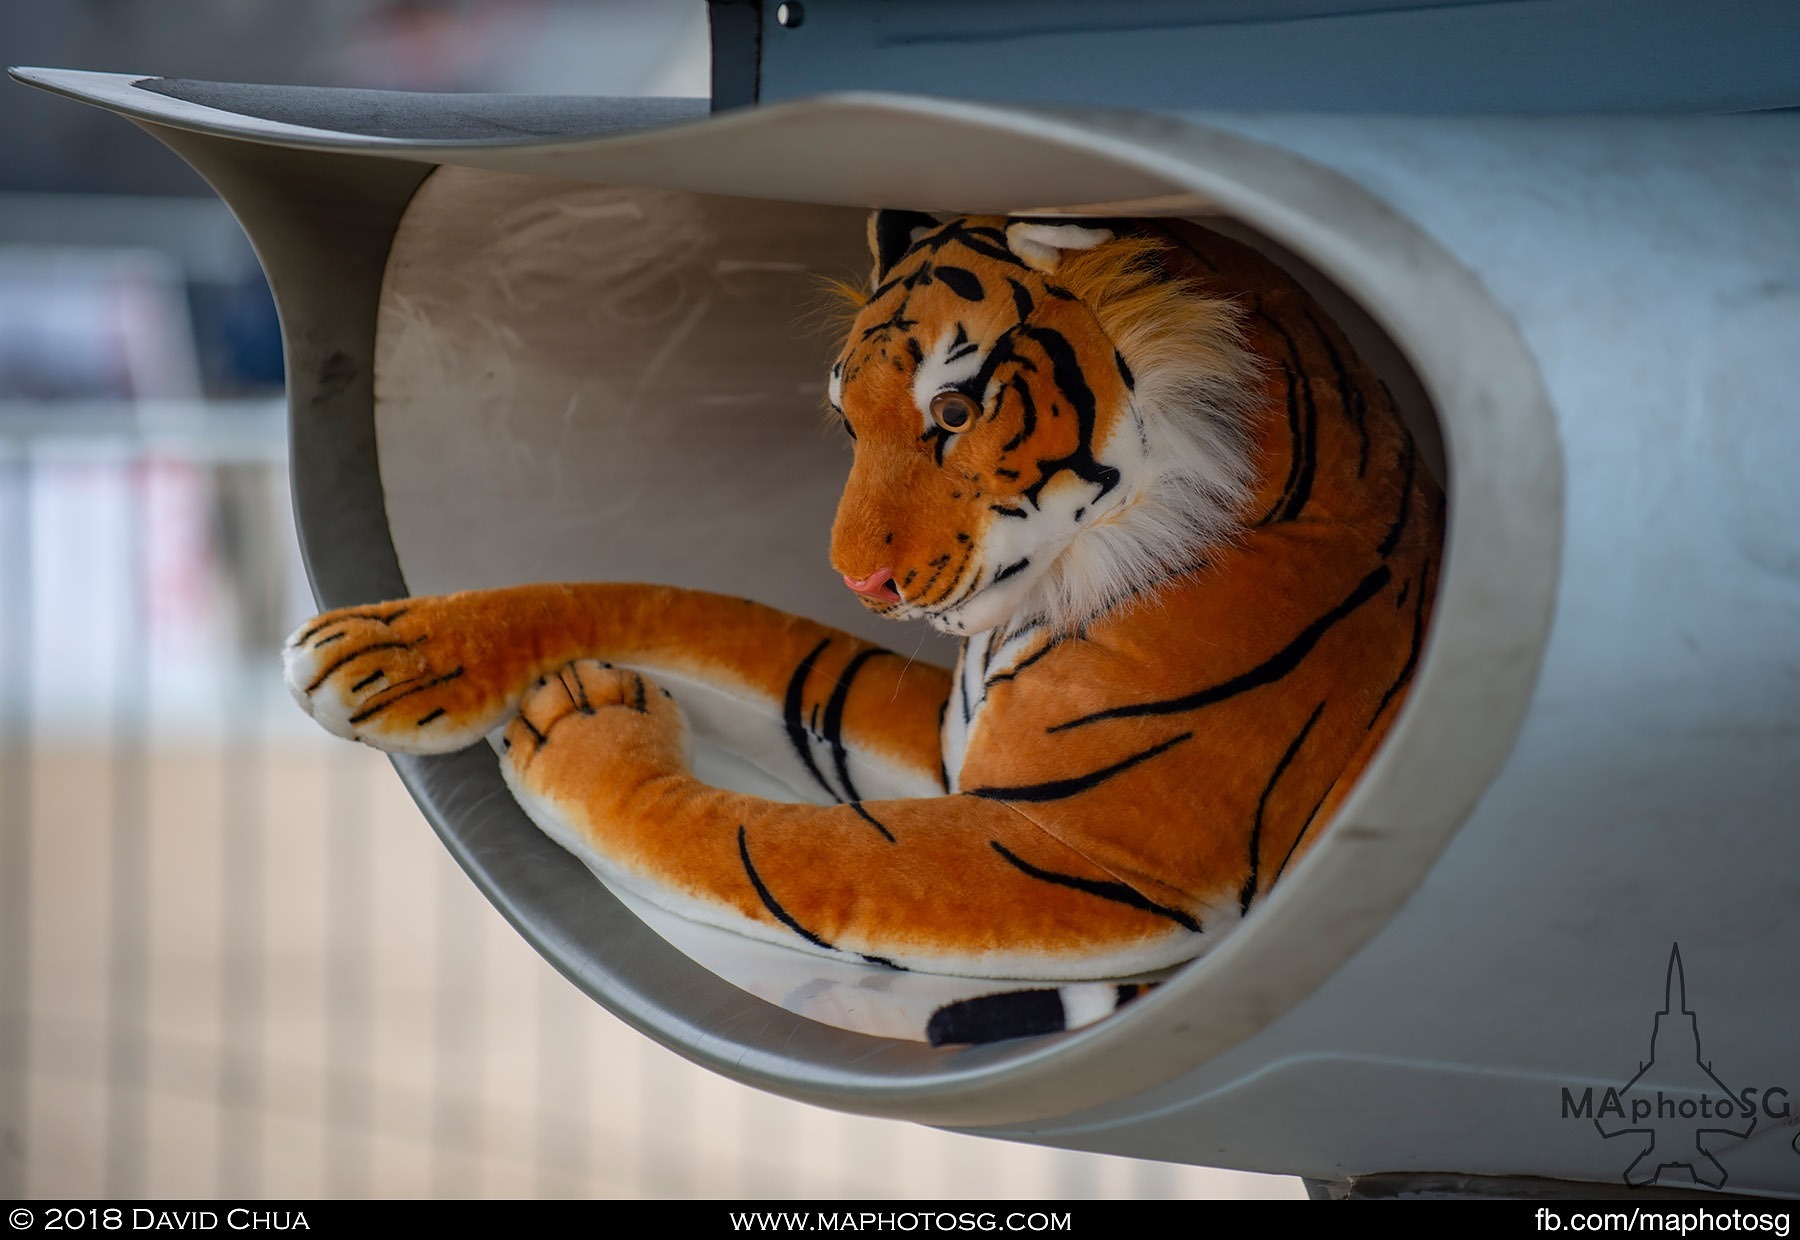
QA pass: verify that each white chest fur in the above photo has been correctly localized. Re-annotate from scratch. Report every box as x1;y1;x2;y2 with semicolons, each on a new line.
940;622;1057;791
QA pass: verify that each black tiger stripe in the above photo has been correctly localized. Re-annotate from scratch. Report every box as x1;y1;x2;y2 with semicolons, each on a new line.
1272;783;1336;887
989;840;1201;932
1018;326;1120;508
739;826;836;952
974;328;1038;403
934;265;985;301
1254;311;1318;524
1000;375;1037;452
945;561;988;615
295;606;406;647
1240;700;1327;915
304;638;418;694
992;558;1031;584
1369;557;1432;731
936;701;951;791
915;542;978;609
1007;277;1035;322
1002;611;1051;642
960;651;977;725
1304;308;1371;477
348;667;464;725
350;670;384;693
1256;360;1302;526
782;639;841;801
513;707;545;746
415;707;445;726
884;220;1025;276
923;422;951;465
848;800;896;843
936;226;1027;269
866;273;905;305
1377;432;1417;559
1050;565;1391;731
822;648;885;803
925;547;981;610
562;665;595;715
913;551;952;603
984;634;1061;688
966;731;1192;803
859;308;920;340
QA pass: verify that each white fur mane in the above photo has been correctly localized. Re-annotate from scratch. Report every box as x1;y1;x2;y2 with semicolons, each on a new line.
1008;288;1262;636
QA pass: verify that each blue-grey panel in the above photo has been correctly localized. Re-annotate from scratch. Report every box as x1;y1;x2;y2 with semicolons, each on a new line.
758;0;1800;113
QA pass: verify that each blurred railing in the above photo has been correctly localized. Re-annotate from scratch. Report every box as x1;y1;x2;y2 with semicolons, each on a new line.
0;402;1298;1200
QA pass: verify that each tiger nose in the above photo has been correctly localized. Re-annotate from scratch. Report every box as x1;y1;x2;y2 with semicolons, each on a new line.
842;567;901;600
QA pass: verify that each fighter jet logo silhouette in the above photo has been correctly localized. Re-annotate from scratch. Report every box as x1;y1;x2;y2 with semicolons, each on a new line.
1594;944;1755;1188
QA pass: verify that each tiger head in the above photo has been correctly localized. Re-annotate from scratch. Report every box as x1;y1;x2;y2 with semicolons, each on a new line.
828;211;1260;637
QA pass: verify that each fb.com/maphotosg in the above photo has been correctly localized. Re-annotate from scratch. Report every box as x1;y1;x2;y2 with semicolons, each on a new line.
1537;1209;1789;1237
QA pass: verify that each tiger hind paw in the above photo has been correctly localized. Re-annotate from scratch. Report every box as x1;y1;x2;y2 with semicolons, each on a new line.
502;660;689;782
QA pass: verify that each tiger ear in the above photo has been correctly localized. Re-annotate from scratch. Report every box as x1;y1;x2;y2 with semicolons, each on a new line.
1005;221;1114;274
867;210;940;290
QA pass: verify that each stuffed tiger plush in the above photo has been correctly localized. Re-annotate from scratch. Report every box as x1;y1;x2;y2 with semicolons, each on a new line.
285;211;1441;1044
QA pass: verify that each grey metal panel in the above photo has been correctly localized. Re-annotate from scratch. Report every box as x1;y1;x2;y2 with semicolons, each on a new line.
757;0;1800;114
134;80;707;142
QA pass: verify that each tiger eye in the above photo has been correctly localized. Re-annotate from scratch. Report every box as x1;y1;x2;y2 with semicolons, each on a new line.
930;391;979;433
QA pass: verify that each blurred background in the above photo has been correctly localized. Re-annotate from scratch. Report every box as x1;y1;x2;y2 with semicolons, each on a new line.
0;0;1300;1200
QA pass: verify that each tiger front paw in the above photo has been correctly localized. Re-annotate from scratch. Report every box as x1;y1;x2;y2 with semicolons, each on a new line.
501;661;691;807
283;598;517;753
